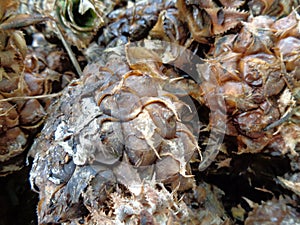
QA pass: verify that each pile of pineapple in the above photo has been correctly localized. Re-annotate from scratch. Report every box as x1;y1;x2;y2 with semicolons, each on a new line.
0;0;78;175
1;0;300;224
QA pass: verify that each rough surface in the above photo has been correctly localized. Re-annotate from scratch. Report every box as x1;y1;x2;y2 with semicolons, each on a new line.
0;0;77;176
1;0;300;224
29;45;217;224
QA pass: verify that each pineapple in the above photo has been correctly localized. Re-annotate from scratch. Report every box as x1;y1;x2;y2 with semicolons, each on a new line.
19;0;115;49
197;10;300;157
0;0;77;175
27;40;232;223
248;0;300;18
245;197;300;224
97;0;170;49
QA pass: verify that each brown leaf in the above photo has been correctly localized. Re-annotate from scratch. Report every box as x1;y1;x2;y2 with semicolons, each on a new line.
205;7;249;35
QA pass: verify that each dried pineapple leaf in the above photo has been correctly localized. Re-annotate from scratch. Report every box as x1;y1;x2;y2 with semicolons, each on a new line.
79;0;95;15
278;88;296;115
141;96;181;121
219;0;245;8
205;7;249;35
278;176;300;197
52;0;107;49
0;93;61;103
125;44;164;78
113;157;142;196
279;123;300;155
0;0;19;21
0;14;51;30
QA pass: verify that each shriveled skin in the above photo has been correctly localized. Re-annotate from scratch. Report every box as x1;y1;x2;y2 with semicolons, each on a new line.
245;197;300;225
0;0;75;176
248;0;300;18
22;1;300;224
197;9;300;156
97;0;172;50
29;45;203;224
177;0;249;44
